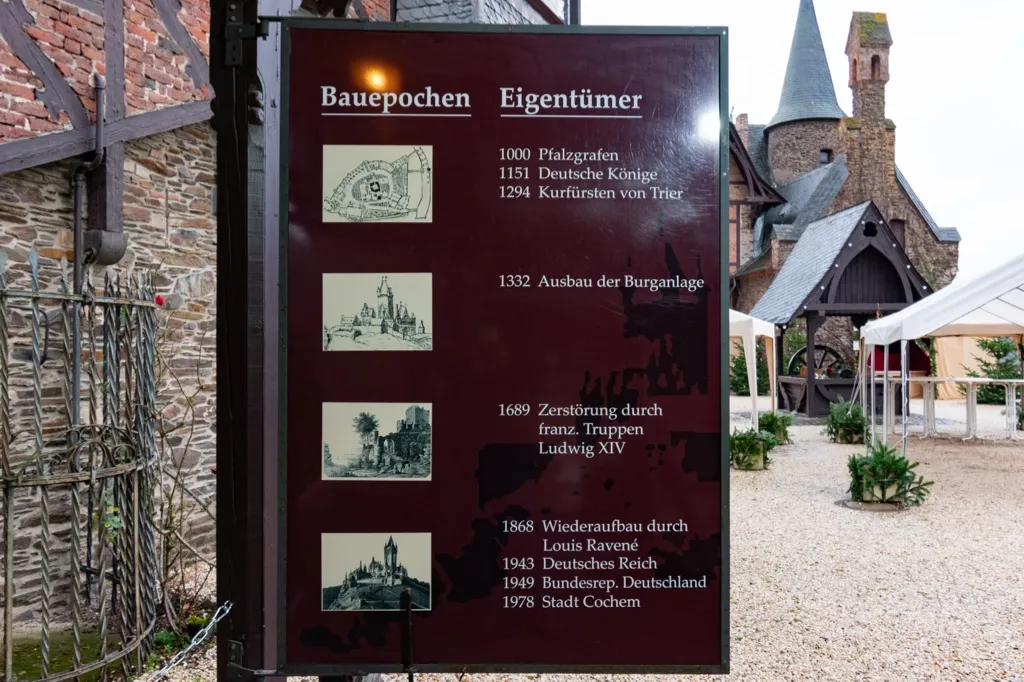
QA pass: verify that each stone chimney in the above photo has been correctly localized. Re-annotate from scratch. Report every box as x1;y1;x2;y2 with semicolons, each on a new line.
847;12;893;121
735;113;749;148
843;11;896;213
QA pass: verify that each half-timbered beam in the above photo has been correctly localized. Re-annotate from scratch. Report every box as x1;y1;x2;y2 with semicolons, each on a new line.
728;122;784;204
152;0;210;89
65;0;103;17
84;0;127;265
0;100;212;175
0;0;90;128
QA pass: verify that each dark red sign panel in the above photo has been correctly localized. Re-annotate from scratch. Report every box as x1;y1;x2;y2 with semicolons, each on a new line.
279;22;728;674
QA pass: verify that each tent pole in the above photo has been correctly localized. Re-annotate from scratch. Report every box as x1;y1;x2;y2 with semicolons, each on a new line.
869;344;876;445
901;339;909;458
882;347;889;445
859;339;867;436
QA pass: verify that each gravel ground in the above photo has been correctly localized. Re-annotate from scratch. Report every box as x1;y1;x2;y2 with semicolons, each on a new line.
160;424;1024;682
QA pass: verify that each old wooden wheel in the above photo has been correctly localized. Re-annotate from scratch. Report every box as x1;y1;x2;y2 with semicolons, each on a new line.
787;344;845;377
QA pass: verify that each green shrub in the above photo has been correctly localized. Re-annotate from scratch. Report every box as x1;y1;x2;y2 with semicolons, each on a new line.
847;441;933;506
783;328;806;365
758;411;794;443
730;428;778;470
825;398;866;444
729;340;770;396
961;337;1022;404
153;629;180;653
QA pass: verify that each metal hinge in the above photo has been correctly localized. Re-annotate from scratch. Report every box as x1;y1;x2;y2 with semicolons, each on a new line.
224;640;281;682
225;4;270;67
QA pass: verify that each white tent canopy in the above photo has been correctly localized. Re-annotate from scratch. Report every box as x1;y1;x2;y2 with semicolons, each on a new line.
729;309;777;426
861;252;1024;345
858;252;1024;455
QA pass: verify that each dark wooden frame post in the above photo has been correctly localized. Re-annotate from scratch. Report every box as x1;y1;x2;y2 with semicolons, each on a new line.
213;0;276;680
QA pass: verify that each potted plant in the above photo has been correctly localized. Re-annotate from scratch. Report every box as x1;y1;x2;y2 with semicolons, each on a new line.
847;441;934;507
758;411;794;444
730;428;779;470
825;398;867;444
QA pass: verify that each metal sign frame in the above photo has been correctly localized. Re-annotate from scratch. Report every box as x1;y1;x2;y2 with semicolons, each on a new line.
273;19;731;676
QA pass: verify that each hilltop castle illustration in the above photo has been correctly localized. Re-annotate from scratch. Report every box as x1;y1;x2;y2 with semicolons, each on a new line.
321;532;432;612
322;145;433;223
323;273;433;351
354;276;425;337
342;536;408;587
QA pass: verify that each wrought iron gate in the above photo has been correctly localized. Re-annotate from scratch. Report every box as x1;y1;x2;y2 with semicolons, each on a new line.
0;251;159;681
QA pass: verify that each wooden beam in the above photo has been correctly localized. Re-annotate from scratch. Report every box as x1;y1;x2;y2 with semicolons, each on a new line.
105;0;126;122
0;0;90;128
524;0;564;23
803;303;908;313
85;0;126;265
65;0;103;17
728;123;784;204
152;0;209;89
0;99;213;175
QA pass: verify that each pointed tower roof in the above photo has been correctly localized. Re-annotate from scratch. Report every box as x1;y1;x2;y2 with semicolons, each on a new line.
767;0;847;129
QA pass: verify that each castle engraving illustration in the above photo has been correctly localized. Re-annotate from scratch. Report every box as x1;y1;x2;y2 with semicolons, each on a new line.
322;145;433;223
323;273;432;351
322;402;432;481
321;533;432;612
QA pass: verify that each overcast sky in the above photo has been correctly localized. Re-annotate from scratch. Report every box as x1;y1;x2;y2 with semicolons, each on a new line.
582;0;1022;281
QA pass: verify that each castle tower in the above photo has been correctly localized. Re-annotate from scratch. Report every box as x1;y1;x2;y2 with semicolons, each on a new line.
384;536;397;572
765;0;846;184
847;12;892;121
377;276;394;320
844;12;895;210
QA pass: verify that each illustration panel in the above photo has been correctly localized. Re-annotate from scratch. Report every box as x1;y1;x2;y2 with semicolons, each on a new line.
323;273;433;351
322;145;433;223
322;402;432;481
321;533;432;612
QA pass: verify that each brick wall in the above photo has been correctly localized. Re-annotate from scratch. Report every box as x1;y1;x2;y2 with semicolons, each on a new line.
0;0;412;625
0;0;211;142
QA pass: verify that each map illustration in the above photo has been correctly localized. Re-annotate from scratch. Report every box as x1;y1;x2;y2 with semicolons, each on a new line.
322;145;433;223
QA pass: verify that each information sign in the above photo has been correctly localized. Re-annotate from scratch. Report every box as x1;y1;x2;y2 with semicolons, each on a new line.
279;21;729;674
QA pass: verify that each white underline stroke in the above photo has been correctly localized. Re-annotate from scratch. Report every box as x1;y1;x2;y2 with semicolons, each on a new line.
320;112;473;117
500;114;644;119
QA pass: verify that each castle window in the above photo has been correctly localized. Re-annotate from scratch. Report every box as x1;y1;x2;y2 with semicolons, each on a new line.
851;59;858;83
863;221;878;237
871;55;880;79
890;219;906;248
820;149;833;165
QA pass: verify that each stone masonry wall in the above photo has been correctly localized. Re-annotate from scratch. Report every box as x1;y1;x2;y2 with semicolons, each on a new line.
835;119;958;290
0;0;210;142
0;122;216;626
766;120;841;186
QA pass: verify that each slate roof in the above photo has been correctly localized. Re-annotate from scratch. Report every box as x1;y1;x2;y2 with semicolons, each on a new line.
745;125;773;184
750;201;872;324
895;167;961;243
748;155;849;257
767;0;847;129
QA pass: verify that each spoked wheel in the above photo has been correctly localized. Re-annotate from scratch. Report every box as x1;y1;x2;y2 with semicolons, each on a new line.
787;344;846;377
